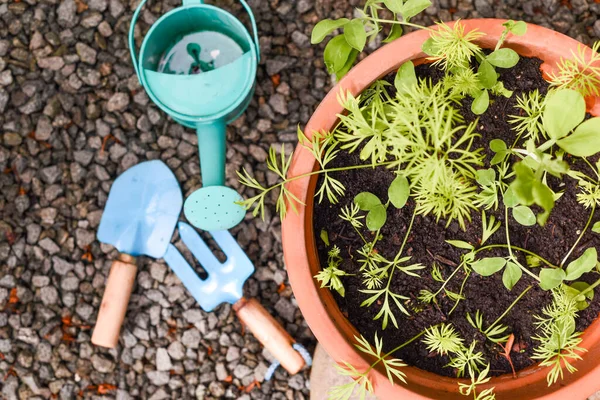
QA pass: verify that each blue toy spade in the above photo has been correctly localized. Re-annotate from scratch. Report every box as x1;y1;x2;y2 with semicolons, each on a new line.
91;161;182;348
163;222;306;375
129;0;259;231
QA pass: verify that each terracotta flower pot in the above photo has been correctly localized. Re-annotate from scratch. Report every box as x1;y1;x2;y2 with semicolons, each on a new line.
282;19;600;400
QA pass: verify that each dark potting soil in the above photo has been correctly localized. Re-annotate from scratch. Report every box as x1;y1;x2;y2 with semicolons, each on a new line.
312;57;600;378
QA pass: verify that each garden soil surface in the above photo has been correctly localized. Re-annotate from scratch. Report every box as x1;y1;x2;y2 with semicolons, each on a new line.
312;57;600;378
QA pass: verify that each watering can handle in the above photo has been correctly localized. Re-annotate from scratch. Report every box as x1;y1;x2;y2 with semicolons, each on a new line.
129;0;260;81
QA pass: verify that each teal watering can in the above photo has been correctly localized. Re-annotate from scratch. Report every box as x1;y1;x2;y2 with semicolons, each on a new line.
129;0;259;231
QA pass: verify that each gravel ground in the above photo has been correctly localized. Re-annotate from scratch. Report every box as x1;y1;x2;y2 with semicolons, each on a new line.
0;0;599;399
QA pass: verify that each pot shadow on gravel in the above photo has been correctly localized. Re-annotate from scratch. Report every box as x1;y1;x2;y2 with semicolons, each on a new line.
313;57;600;377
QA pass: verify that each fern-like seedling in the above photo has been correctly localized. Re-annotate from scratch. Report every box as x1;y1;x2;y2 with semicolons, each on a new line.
466;310;510;344
509;89;547;142
314;246;351;296
548;41;600;97
422;323;465;355
532;286;585;386
423;21;485;71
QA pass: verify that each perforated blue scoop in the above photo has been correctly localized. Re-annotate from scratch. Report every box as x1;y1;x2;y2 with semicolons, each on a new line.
97;160;182;258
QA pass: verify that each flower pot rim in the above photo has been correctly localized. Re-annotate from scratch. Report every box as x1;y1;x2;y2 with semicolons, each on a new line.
282;18;600;400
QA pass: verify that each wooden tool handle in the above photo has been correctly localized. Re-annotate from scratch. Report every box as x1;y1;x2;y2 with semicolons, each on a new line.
91;254;137;348
234;297;305;375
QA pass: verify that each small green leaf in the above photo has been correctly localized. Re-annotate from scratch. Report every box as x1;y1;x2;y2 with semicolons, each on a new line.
539;268;566;291
398;0;431;19
511;163;535;205
472;257;507;276
503;186;519;208
311;18;350;44
335;49;359;80
344;19;367;52
445;240;474;250
526;255;542;268
421;38;438;55
556;118;600;157
366;204;387;231
502;261;522;290
476;169;496;186
491;81;513;98
487;48;520;68
324;35;353;74
490;139;507;152
320;229;330;246
383;22;403;43
354;192;382;211
592;221;600;234
565;248;597;281
509;21;527;35
512;205;536;226
383;0;404;13
532;181;554;226
394;61;417;94
388;175;410;208
543;89;586;140
566;282;594;310
477;60;497;89
471;89;489;115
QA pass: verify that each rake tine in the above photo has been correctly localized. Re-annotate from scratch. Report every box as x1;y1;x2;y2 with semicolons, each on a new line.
162;243;205;306
178;222;221;274
210;230;252;266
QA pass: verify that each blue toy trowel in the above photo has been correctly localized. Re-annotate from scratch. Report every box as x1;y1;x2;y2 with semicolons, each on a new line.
163;222;306;374
91;160;182;348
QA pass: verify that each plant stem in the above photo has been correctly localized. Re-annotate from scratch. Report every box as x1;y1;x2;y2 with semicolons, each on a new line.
475;244;558;269
582;157;600;182
362;327;433;376
503;207;542;281
578;276;600;298
448;269;471;315
560;204;596;267
485;285;532;335
383;209;418;292
361;16;431;32
433;262;465;297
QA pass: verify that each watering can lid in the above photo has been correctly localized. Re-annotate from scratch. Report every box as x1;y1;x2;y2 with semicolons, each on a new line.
142;52;254;119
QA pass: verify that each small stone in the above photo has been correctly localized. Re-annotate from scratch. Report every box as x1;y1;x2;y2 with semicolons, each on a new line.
75;303;94;320
61;276;80;291
181;328;201;349
274;298;295;322
156;348;173;371
0;339;11;352
474;0;494;17
57;0;77;28
233;364;252;379
0;70;13;86
40;286;59;306
32;276;49;287
106;92;130;112
249;144;268;162
4;132;22;146
594;20;600;39
216;362;228;381
17;328;40;346
266;56;295;76
75;228;95;249
208;382;226;397
35;116;53;141
92;354;115;373
40;166;60;184
226;346;240;362
39;238;60;255
150;262;167;282
98;21;113;37
269;93;288;115
76;42;97;65
291;31;310;48
167;341;185;360
146;371;170;386
38;57;64;70
74;150;93;166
